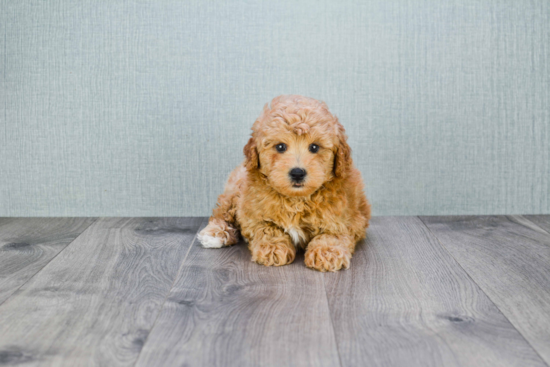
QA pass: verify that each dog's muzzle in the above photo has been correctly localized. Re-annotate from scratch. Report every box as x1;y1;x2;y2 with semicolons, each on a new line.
289;167;307;185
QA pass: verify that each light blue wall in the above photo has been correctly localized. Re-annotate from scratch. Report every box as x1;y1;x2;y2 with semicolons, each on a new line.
1;0;549;216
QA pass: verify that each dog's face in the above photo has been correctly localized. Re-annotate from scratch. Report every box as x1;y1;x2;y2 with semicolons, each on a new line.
257;131;336;197
244;95;351;197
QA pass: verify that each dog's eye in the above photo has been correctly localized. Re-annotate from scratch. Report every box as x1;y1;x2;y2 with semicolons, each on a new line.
275;143;287;153
309;144;320;153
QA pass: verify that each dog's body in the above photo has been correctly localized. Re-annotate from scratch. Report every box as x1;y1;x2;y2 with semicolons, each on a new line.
198;95;370;272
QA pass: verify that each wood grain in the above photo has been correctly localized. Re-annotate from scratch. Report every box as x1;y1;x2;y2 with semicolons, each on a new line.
524;215;550;234
135;222;341;367
0;217;203;367
324;216;546;367
420;215;550;365
0;217;96;304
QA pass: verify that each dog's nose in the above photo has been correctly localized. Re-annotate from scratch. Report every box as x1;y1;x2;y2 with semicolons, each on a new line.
289;167;307;182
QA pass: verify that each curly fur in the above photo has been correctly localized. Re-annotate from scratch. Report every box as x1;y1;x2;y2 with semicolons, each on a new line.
198;95;371;272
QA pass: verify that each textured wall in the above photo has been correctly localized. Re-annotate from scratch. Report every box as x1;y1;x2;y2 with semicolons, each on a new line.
1;0;549;216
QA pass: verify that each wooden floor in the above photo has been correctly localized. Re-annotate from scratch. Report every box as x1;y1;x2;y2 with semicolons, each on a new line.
1;216;549;367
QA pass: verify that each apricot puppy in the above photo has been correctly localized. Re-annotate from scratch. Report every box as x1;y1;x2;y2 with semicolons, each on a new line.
198;95;370;272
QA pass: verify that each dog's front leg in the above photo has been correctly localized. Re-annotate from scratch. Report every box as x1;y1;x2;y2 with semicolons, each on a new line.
304;234;354;272
244;223;296;267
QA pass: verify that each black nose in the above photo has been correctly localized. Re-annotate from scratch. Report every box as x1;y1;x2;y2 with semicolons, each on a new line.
289;167;307;182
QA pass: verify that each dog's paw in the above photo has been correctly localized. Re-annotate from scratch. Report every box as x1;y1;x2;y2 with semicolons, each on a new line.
198;219;239;249
250;241;295;267
198;233;224;248
305;243;351;272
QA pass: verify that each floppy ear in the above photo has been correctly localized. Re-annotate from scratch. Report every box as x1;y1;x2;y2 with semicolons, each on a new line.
243;137;260;170
333;126;352;178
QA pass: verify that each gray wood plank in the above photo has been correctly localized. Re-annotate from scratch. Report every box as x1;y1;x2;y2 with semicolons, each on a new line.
524;215;550;234
0;218;96;304
325;216;546;367
135;222;341;367
420;215;550;365
0;217;203;367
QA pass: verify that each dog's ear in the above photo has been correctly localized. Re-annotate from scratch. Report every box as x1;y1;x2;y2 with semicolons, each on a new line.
333;125;352;178
243;137;260;170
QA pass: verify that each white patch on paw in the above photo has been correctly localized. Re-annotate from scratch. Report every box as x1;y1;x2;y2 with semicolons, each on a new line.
198;233;223;248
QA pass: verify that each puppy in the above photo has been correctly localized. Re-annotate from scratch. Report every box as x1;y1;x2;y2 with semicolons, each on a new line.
198;95;370;272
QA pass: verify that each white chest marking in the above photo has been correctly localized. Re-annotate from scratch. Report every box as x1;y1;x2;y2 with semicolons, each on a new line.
286;226;307;247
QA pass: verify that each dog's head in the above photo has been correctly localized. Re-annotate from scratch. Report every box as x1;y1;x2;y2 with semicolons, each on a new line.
244;95;352;197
